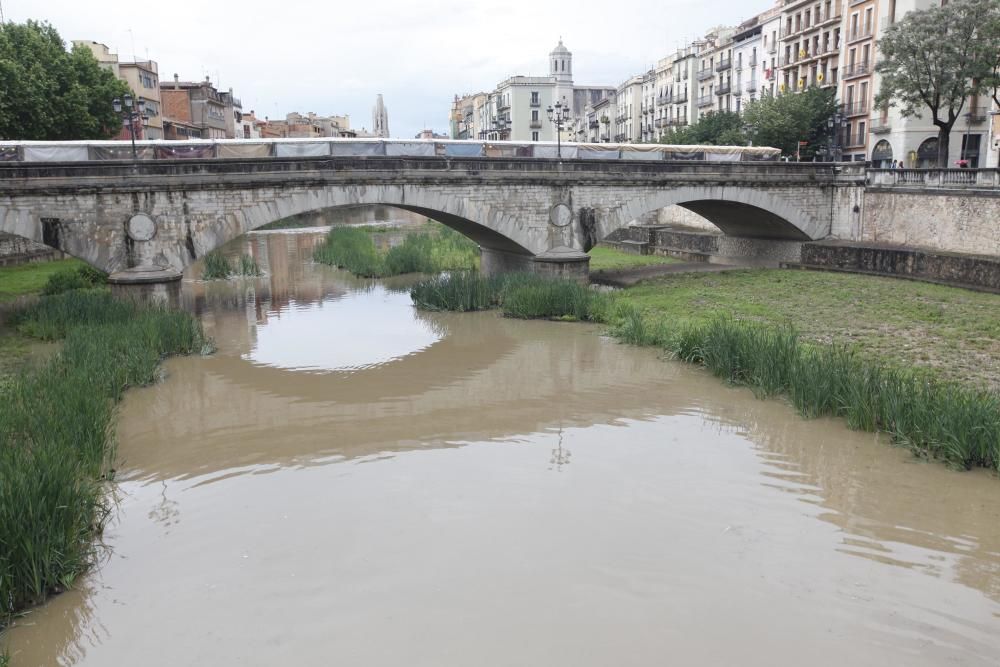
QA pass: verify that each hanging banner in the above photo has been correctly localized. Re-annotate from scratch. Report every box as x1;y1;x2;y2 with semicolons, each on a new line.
23;145;90;162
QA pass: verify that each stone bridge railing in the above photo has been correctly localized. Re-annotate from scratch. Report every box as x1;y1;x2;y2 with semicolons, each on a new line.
868;168;1000;189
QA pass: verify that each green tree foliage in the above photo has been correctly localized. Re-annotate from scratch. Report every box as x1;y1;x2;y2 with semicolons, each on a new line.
0;21;130;140
741;86;838;160
657;111;744;146
875;0;1000;167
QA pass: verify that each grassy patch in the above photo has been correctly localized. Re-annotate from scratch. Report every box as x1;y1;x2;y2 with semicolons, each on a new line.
0;290;207;626
588;246;679;272
618;268;1000;391
314;224;479;277
0;259;88;303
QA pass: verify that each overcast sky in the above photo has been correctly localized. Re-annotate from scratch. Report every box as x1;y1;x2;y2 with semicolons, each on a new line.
16;0;769;138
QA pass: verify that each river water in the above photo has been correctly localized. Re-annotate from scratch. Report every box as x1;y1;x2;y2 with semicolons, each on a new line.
5;226;1000;666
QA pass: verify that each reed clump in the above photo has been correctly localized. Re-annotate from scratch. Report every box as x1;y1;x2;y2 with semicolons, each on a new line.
0;290;207;625
410;272;610;321
609;308;1000;471
313;225;479;277
202;251;262;280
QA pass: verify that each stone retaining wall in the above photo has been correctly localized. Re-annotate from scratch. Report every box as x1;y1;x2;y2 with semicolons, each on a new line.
800;241;1000;291
862;189;1000;257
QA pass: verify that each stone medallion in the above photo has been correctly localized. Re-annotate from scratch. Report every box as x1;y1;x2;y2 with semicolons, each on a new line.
549;203;572;228
127;213;157;242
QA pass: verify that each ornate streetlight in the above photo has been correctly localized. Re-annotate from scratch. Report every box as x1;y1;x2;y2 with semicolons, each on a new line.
113;93;147;161
826;111;844;162
546;99;571;158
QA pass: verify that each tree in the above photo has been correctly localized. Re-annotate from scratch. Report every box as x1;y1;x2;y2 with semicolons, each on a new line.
875;0;1000;167
658;111;744;146
0;21;130;140
741;86;837;159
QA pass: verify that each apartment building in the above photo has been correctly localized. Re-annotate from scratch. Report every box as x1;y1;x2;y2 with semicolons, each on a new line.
777;0;843;95
615;75;643;142
670;48;696;130
73;41;164;140
839;0;878;160
868;0;993;167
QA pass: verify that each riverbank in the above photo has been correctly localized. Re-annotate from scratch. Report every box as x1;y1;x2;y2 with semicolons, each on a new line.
410;268;1000;473
0;290;206;627
313;224;479;277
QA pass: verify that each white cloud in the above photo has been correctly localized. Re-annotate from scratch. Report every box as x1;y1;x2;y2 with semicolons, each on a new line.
15;0;773;137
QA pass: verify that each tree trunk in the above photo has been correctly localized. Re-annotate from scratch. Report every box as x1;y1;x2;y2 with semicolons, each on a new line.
936;123;952;168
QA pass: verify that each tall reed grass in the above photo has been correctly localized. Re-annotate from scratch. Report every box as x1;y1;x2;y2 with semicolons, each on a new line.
201;252;262;280
0;290;207;625
410;272;610;321
609;308;1000;471
313;225;479;277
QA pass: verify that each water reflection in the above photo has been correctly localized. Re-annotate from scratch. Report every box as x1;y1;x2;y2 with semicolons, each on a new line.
4;221;1000;666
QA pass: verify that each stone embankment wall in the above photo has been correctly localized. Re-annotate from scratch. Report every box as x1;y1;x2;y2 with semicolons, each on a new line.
861;190;1000;257
0;231;61;266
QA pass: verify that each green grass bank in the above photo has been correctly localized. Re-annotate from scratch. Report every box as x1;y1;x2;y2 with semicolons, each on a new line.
0;290;207;627
409;270;1000;474
314;224;479;277
587;246;679;272
0;259;88;304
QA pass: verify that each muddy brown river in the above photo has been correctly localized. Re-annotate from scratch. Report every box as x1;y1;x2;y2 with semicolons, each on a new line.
4;227;1000;666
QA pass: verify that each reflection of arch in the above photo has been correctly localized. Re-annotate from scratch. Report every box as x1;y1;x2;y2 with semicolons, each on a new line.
917;137;939;168
599;185;825;241
871;140;893;168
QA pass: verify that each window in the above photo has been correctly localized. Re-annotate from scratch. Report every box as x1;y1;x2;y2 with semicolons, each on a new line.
531;91;539;105
532;109;539;121
532;131;539;141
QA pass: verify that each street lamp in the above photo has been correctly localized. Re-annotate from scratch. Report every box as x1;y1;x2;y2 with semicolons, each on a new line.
113;93;147;161
546;99;571;158
826;111;844;162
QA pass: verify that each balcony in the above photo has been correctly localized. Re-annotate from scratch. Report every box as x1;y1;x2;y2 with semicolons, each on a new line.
589;120;600;129
697;68;713;81
615;114;626;123
696;95;713;107
614;133;626;142
731;84;742;96
748;55;757;68
669;119;688;127
657;94;671;106
716;83;731;96
843;131;867;148
870;119;891;134
746;79;758;92
716;57;732;72
841;101;869;117
529;120;542;129
497;101;510;111
842;61;870;80
847;25;874;44
529;99;541;107
965;106;989;123
673;92;688;104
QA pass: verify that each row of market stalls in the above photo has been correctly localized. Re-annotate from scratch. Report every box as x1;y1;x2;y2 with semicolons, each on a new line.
0;138;781;163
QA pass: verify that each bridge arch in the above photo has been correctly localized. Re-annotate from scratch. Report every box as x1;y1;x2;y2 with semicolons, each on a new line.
191;184;537;268
598;185;826;242
0;212;107;271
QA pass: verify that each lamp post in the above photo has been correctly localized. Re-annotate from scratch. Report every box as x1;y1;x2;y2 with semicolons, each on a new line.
825;111;844;162
546;99;571;158
113;93;147;161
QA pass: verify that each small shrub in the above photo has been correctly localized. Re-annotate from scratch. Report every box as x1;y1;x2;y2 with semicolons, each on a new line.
41;265;107;296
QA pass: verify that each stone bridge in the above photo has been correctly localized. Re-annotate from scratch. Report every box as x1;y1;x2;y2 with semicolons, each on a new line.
0;156;866;282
